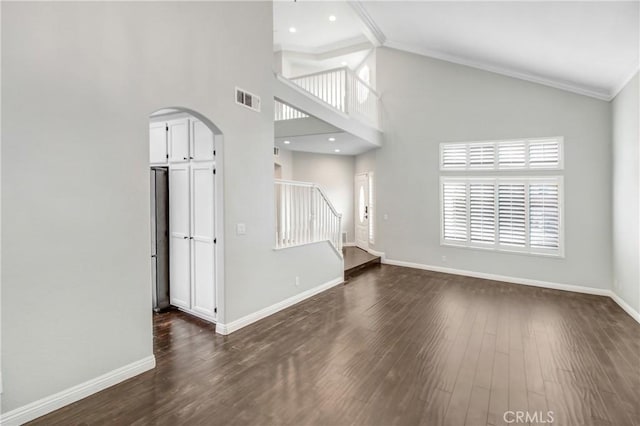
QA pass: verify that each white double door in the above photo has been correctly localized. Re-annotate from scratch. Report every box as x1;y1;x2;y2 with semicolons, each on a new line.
169;162;216;320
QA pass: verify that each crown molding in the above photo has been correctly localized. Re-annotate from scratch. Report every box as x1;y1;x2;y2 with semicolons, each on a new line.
384;40;613;101
274;36;371;56
347;0;387;47
610;64;640;101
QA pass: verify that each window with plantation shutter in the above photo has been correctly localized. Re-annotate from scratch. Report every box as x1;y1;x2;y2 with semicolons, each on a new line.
469;183;495;243
498;142;526;168
498;183;526;247
440;136;564;256
440;177;563;256
442;182;468;241
529;139;561;168
440;137;562;170
529;183;560;249
441;144;467;169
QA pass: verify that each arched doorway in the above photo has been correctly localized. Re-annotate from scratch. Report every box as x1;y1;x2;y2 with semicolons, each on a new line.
148;107;224;325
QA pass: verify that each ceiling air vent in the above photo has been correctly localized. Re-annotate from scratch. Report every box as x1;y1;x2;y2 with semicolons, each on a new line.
274;147;280;157
235;87;261;112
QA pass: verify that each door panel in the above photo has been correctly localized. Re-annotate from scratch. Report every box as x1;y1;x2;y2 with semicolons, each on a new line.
149;122;167;164
191;119;215;162
190;163;216;317
168;118;190;163
169;165;190;309
355;173;369;250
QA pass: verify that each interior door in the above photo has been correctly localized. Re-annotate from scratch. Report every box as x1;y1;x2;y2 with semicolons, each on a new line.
355;173;369;250
190;163;216;318
149;122;168;164
169;164;191;309
168;118;190;163
191;119;215;162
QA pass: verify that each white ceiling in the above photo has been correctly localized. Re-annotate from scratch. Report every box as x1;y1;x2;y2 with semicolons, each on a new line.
360;1;639;100
274;1;640;101
273;0;369;53
275;131;374;156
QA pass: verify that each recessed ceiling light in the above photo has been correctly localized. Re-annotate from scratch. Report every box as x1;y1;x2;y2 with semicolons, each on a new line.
328;137;336;141
341;62;347;66
289;27;297;33
329;15;336;22
334;149;341;153
283;140;291;144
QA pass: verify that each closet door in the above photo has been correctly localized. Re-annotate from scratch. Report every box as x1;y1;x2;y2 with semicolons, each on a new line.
190;162;216;318
191;119;215;162
169;164;191;309
168;118;190;163
149;122;168;164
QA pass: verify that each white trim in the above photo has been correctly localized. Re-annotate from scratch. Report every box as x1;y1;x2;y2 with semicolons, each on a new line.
347;1;387;47
0;356;156;426
384;41;613;101
215;276;344;335
343;242;357;247
609;291;640;324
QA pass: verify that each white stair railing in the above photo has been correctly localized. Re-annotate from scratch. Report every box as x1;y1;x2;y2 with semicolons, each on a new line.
274;100;308;121
275;179;343;256
278;67;380;129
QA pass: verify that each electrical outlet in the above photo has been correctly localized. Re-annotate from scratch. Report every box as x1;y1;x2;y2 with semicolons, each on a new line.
295;276;300;287
383;213;389;220
236;223;246;235
441;255;447;262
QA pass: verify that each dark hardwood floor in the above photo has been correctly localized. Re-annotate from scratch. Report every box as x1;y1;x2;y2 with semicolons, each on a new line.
31;265;640;425
343;247;381;279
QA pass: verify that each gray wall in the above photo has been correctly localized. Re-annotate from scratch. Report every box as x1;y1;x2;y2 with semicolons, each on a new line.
375;47;612;290
275;147;293;180
292;152;356;243
612;72;640;313
1;1;341;413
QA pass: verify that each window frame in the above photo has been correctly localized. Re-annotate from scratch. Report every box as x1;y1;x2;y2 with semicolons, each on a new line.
440;137;564;171
440;175;564;258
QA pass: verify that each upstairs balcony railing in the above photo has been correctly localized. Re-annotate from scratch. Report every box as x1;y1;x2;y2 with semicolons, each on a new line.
275;67;380;129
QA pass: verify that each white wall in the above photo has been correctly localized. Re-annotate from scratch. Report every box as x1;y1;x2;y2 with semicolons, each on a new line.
292;152;355;243
375;47;612;290
1;1;342;415
612;72;640;313
275;147;293;180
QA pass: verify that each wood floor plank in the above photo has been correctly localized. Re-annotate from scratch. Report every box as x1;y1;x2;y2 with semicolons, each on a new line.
28;265;640;426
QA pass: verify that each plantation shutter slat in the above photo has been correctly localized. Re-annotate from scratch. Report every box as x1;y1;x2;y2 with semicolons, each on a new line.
498;184;526;246
498;142;526;168
529;183;560;249
443;182;468;241
470;183;495;243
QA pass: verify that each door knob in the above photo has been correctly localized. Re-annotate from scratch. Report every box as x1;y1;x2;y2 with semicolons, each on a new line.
183;236;188;239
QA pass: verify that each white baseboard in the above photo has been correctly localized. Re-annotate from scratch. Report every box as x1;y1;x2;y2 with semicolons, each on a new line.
383;258;640;323
216;276;344;335
609;290;640;324
383;258;610;296
1;355;156;426
343;242;356;247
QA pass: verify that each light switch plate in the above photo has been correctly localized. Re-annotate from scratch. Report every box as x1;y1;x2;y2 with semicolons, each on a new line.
236;223;246;235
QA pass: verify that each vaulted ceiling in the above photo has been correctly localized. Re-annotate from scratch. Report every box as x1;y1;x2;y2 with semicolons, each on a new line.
274;0;640;101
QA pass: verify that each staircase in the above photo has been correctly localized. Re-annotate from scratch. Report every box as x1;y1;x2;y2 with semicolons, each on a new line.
274;180;343;257
343;247;381;279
